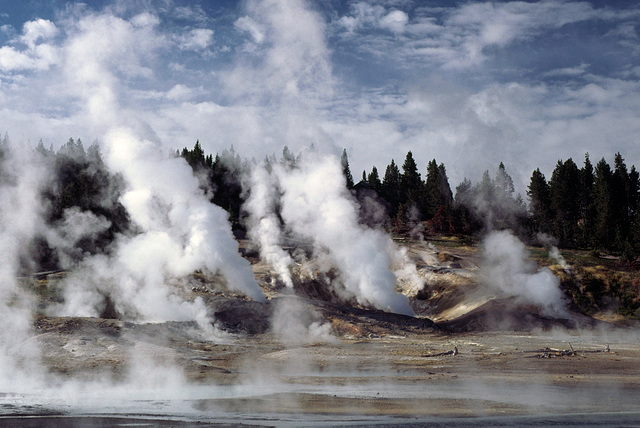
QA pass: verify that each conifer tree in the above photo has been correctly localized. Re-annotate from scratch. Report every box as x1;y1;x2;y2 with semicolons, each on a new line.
341;148;354;189
367;166;382;192
549;158;581;247
593;157;613;246
452;178;478;234
613;152;631;247
424;159;441;218
527;168;551;233
438;163;453;206
281;146;297;169
579;153;596;246
400;151;424;216
382;159;401;217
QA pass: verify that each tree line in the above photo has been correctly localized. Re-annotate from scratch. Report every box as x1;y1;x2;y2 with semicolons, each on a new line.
2;133;636;273
527;153;640;256
181;142;640;259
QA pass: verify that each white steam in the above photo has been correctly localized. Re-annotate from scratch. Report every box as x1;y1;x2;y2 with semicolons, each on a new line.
243;164;294;288
44;207;112;269
45;5;266;329
244;153;416;316
0;141;46;385
481;230;568;317
271;297;336;346
105;127;264;304
537;232;572;273
53;128;265;326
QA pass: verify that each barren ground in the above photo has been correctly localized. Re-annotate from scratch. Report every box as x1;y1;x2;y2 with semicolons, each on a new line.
4;238;640;426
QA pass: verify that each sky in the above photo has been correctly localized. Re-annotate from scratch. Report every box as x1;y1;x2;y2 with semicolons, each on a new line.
1;0;640;194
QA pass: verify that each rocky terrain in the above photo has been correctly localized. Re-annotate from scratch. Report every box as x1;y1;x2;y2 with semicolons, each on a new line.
3;237;640;426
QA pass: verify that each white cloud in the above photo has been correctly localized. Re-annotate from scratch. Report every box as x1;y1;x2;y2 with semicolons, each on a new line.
222;0;333;104
1;0;640;202
166;84;195;101
234;16;265;44
172;5;209;25
335;1;605;70
0;46;34;71
20;18;58;48
338;3;409;35
380;10;408;34
338;2;386;33
131;12;160;28
0;19;58;72
176;28;213;51
543;63;590;78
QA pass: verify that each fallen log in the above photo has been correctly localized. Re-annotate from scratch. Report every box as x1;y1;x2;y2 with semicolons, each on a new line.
524;344;612;359
424;346;458;357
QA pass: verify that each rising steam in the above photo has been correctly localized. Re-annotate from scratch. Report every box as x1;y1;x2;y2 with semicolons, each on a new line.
52;128;265;326
481;230;568;317
243;164;294;288
0;141;46;385
243;153;417;316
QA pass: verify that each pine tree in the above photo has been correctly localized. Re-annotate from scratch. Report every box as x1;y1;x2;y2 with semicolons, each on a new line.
629;165;640;254
579;153;596;247
424;159;442;218
527;168;551;233
181;140;206;169
491;163;526;231
382;159;401;217
281;146;297;169
629;165;640;220
455;178;473;205
494;162;514;196
400;151;424;216
341;148;354;189
549;158;581;247
367;166;382;192
593;158;613;247
452;178;476;234
438;163;453;206
35;139;53;158
612;152;631;248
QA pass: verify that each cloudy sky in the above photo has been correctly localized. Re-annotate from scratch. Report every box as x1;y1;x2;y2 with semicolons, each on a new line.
1;0;639;192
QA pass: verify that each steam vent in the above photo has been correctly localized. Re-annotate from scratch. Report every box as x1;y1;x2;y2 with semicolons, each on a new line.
1;0;640;426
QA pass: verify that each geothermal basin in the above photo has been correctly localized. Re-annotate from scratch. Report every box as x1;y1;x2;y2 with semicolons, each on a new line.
3;239;640;426
3;311;640;426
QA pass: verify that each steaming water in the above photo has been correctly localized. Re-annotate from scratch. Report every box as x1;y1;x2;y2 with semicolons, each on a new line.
3;373;640;427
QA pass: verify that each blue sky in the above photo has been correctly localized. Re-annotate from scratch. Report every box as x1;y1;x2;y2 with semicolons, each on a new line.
1;0;639;192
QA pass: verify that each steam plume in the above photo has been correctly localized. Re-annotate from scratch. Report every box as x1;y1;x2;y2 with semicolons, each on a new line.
271;297;336;345
481;230;568;317
53;128;265;325
0;139;46;384
243;164;294;288
537;233;572;273
267;153;414;315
